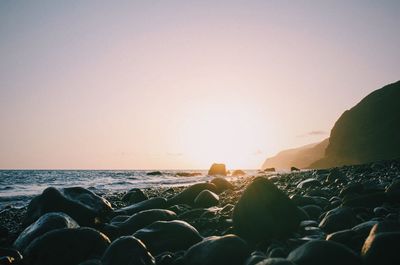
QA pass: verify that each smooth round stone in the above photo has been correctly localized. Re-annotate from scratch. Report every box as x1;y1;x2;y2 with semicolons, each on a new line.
210;177;234;193
343;192;387;208
194;190;219;208
362;232;400;265
244;251;267;265
233;177;301;242
77;260;102;265
13;212;79;252
255;258;296;265
102;236;155;265
117;209;177;235
287;240;362;265
297;178;321;189
301;205;323;220
23;187;113;227
115;197;167;216
122;189;148;204
184;234;251;265
167;183;218;206
24;227;110;265
133;220;202;255
319;207;358;233
0;248;23;265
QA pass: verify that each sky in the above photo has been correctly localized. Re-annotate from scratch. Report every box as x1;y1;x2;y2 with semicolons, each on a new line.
0;1;399;170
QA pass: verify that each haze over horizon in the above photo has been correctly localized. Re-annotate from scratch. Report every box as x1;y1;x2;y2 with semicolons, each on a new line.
1;1;399;170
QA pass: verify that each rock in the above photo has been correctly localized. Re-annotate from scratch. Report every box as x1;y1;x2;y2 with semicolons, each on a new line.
23;187;113;227
116;209;177;235
102;236;155;265
319;207;358;233
167;183;218;206
255;258;296;265
77;260;102;265
13;212;79;252
146;171;162;176
210;177;234;193
291;167;300;172
233;177;301;241
24;227;110;265
287;240;362;265
301;205;323;220
176;172;202;177
115;197;167;215
362;231;400;265
326;169;347;183
297;178;320;189
343;192;387;208
184;235;251;265
0;248;23;264
264;167;276;172
122;189;148;204
245;251;267;265
194;190;219;208
207;163;227;176
232;170;246;176
133;220;202;255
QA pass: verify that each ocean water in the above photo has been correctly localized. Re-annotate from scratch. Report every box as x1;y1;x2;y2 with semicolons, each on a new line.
0;170;258;209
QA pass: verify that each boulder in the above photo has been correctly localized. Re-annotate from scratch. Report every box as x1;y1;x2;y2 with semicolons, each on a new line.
184;235;251;265
167;183;218;206
115;197;167;215
208;163;227;176
255;258;296;265
116;209;177;235
23;227;110;265
23;187;113;227
133;220;202;255
194;190;219;208
210;177;234;193
122;189;148;204
291;167;300;172
146;171;162;176
0;248;23;265
233;177;301;241
232;170;246;176
301;205;323;220
319;207;358;233
297;178;320;189
287;240;362;265
102;236;155;265
13;212;79;252
77;260;102;265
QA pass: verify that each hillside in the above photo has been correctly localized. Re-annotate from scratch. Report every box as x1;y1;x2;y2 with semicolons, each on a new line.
262;138;329;170
311;81;400;168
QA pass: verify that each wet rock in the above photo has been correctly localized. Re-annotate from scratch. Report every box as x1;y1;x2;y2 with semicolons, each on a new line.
23;187;113;227
343;192;387;208
24;227;110;265
339;183;364;197
184;234;251;265
146;171;162;176
133;220;202;255
287;240;362;265
167;183;218;206
385;179;400;202
255;258;296;265
13;212;79;252
122;189;148;204
326;169;347;183
301;205;323;220
362;231;400;265
115;197;167;215
176;172;202;177
77;260;102;265
297;178;320;189
116;209;177;235
232;170;246;176
194;190;219;208
208;163;227;176
210;177;234;193
245;251;267;265
233;177;301;241
264;167;276;172
319;207;358;233
291;167;300;172
0;248;23;265
102;236;155;265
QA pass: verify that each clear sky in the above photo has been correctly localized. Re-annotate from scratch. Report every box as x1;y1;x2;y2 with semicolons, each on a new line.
0;1;399;169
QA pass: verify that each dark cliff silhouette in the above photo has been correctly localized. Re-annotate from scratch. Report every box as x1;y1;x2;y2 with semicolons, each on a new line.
262;139;329;170
311;81;400;168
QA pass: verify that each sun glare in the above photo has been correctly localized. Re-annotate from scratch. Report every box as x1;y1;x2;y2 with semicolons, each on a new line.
177;103;265;169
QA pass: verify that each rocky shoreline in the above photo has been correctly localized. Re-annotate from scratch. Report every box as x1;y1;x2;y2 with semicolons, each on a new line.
1;160;400;265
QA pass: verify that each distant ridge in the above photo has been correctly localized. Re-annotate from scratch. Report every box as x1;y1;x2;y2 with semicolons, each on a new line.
262;138;329;170
311;81;400;168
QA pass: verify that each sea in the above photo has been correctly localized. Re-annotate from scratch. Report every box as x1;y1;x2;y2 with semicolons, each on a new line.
0;169;259;209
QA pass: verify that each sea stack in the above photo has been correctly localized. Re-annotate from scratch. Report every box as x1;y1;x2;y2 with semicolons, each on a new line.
208;163;227;176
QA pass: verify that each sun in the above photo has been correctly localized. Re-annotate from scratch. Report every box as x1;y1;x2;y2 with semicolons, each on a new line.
176;103;264;169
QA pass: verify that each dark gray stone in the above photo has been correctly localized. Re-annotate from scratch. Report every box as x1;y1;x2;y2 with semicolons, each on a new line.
194;190;219;208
